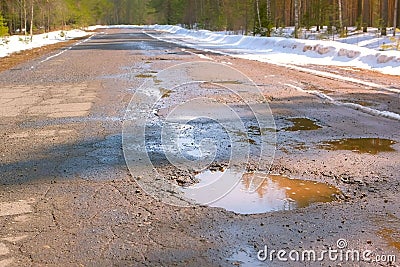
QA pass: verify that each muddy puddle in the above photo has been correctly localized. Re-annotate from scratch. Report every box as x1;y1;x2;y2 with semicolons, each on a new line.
184;171;342;214
159;88;173;98
319;138;397;154
135;73;154;78
284;118;322;131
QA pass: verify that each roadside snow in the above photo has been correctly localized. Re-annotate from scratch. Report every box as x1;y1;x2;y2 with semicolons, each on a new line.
146;25;400;76
0;29;91;58
286;83;400;121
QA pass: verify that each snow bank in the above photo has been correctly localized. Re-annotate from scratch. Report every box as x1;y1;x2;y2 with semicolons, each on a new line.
0;29;91;58
147;25;400;76
286;83;400;121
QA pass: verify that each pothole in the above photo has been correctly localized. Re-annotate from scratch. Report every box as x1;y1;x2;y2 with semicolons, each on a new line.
319;138;397;154
284;118;322;131
135;74;154;78
184;170;342;214
159;88;173;98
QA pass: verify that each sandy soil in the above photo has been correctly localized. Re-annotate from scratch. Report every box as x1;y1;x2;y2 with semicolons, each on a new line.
0;28;399;266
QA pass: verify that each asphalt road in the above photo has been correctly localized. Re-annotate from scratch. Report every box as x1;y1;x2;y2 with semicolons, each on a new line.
1;28;399;266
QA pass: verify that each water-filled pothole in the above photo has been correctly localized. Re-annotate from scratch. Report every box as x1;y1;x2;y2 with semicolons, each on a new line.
135;74;154;78
185;171;342;214
319;138;397;154
159;88;173;98
284;118;322;131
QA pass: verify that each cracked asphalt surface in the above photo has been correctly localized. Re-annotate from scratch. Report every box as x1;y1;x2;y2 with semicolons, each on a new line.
0;28;400;266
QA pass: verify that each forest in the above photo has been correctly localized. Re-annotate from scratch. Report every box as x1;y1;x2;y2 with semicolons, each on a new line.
0;0;399;37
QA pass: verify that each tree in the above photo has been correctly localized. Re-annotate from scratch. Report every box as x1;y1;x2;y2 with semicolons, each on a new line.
394;0;399;36
0;14;9;37
294;0;300;38
338;0;344;37
381;0;388;35
265;0;272;36
255;0;262;34
30;0;34;41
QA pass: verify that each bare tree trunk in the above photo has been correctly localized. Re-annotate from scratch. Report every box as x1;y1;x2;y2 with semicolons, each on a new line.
338;0;344;36
47;0;50;32
245;0;248;35
24;0;27;38
266;0;271;22
381;0;388;36
19;0;23;33
394;0;399;36
256;0;262;31
316;0;322;32
294;0;299;38
266;0;271;36
30;0;33;42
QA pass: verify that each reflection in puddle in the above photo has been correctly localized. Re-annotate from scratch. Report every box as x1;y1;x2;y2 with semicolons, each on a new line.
186;171;341;214
320;138;397;154
284;118;322;131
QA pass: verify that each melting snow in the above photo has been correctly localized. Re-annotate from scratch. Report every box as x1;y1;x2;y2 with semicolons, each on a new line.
146;25;400;76
0;29;91;58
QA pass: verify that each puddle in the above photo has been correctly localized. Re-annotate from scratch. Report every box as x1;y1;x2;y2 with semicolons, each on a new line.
284;118;322;131
159;88;173;98
185;171;342;214
319;138;397;154
135;74;154;78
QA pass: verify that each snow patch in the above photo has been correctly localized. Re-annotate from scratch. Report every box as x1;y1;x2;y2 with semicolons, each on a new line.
285;83;400;121
146;25;400;76
0;29;91;58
